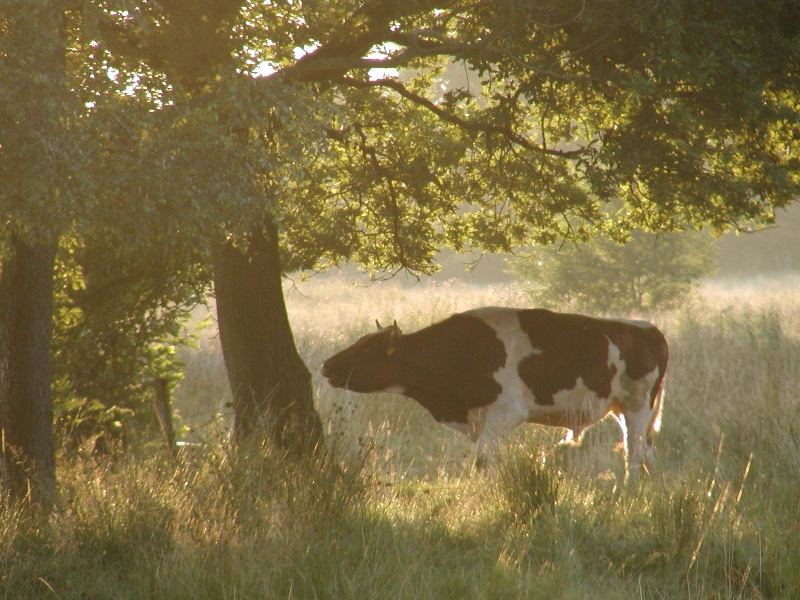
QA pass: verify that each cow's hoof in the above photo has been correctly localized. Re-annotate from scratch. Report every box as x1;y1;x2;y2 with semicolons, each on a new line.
473;454;489;473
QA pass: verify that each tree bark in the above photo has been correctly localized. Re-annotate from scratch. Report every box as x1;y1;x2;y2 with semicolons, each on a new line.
0;234;57;509
211;220;323;453
153;378;176;456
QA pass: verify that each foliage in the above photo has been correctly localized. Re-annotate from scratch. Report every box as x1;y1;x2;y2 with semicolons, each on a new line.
0;0;94;240
293;0;800;271
510;230;717;313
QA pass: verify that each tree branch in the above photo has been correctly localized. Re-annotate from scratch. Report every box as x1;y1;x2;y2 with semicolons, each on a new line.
260;35;486;85
337;77;586;159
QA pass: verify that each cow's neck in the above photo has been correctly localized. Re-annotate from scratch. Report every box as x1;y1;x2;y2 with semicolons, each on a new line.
392;335;448;399
389;335;467;422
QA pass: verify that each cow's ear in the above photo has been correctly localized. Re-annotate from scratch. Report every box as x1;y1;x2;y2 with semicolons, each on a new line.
375;319;383;330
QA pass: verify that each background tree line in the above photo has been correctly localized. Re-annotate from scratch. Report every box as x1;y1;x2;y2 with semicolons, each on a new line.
1;0;798;509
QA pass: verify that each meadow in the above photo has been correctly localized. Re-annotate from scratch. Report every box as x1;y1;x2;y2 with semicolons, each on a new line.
2;275;800;599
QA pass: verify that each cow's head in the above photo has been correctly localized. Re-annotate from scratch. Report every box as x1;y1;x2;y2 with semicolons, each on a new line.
322;320;403;392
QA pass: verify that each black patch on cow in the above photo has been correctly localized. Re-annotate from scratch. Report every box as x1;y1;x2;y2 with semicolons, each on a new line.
517;310;667;407
392;314;506;423
518;310;614;405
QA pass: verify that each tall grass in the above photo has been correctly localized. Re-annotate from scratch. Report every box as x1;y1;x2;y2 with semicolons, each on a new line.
2;275;799;599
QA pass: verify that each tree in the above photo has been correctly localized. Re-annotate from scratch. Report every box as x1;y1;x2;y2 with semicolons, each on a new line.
0;0;84;508
510;231;717;313
95;0;330;451
0;0;205;504
97;0;799;450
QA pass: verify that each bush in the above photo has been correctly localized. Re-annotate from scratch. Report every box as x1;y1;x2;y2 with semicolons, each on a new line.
509;230;716;313
51;234;201;450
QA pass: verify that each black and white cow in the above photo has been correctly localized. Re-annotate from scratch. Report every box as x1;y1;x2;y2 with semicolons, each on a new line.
322;307;668;479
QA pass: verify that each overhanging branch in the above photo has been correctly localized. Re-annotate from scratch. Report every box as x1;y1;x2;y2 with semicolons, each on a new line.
260;36;486;85
337;77;586;159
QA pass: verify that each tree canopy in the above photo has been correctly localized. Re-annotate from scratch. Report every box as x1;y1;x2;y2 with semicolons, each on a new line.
87;0;800;275
3;0;798;257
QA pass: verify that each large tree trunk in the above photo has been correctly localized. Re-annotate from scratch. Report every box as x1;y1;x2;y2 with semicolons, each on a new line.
211;220;323;453
0;234;57;509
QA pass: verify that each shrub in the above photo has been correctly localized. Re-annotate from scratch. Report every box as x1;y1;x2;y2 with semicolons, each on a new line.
51;235;200;450
509;230;716;313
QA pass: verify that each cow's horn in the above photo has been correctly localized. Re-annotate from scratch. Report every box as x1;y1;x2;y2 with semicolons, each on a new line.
375;319;383;330
390;320;402;337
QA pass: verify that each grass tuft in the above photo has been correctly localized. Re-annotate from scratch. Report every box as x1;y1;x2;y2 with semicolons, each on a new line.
495;445;560;523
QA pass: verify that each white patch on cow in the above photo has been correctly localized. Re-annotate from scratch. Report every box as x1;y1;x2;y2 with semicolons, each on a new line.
525;376;614;437
606;337;622;366
463;308;541;455
639;366;660;392
613;364;661;483
606;338;626;401
552;377;607;418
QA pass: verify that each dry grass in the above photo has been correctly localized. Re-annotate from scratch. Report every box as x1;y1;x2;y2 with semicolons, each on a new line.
3;274;800;599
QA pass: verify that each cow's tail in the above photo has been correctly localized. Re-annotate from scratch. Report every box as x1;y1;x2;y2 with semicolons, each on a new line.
649;328;669;436
650;372;666;434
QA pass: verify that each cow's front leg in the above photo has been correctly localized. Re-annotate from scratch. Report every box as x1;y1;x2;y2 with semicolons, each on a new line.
470;403;526;474
473;429;503;472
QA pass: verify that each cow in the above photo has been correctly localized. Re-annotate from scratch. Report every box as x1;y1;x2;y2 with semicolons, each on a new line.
321;307;668;480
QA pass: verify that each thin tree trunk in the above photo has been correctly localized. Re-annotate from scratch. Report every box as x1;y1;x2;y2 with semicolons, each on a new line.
211;220;323;453
0;234;57;509
153;378;176;456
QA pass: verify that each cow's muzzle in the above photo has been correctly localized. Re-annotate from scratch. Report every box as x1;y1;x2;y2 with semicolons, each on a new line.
321;360;343;387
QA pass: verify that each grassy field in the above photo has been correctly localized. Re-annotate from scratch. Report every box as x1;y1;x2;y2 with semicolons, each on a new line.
3;276;800;599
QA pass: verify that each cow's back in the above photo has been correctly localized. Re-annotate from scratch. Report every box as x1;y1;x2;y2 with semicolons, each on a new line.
465;308;667;410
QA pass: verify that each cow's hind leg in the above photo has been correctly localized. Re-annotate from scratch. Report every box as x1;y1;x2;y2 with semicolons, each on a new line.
616;368;662;487
559;426;585;446
621;404;656;485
